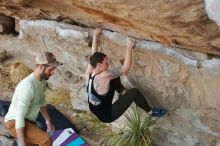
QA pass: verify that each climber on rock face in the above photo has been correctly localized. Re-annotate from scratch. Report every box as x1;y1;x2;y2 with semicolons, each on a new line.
85;28;167;123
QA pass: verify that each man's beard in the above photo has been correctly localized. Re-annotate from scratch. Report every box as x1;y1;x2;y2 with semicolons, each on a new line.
40;66;49;80
41;72;49;80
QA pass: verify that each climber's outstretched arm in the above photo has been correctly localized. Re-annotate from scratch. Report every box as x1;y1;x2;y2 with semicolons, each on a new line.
85;28;101;79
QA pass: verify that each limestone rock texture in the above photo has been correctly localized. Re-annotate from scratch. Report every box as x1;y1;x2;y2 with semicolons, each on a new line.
0;1;220;146
0;20;219;146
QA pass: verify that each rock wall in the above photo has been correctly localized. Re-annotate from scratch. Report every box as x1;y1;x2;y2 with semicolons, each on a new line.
0;20;220;146
204;0;220;27
0;0;220;55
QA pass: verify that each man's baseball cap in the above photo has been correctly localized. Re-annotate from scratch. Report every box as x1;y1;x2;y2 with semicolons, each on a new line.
35;51;63;67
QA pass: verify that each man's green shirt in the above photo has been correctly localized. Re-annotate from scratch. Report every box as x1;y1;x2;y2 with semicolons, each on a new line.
5;73;47;129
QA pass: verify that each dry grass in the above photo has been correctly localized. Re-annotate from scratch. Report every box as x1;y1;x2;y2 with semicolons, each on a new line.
0;63;13;89
45;87;71;106
10;60;33;84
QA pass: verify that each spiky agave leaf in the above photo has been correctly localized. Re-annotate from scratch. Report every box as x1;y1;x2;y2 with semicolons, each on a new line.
106;106;156;146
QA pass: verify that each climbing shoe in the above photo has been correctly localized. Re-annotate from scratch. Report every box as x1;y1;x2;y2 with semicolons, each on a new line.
150;107;167;117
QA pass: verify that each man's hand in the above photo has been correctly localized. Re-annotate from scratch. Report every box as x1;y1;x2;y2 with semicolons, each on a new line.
18;140;26;146
40;106;54;134
16;128;26;146
46;120;55;133
93;28;101;38
127;37;135;49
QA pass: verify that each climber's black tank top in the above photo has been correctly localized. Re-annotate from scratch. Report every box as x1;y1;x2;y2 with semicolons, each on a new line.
87;74;116;122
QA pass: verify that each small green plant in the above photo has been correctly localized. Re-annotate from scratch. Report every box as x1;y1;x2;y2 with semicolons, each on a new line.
106;106;156;146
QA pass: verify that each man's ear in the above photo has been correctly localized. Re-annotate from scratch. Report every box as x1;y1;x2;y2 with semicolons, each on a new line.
38;64;44;70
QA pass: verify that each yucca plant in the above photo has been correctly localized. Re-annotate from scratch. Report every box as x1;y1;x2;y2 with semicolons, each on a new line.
106;106;156;146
